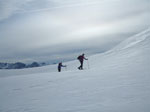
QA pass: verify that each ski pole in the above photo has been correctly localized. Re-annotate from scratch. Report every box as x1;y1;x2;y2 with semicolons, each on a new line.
87;60;90;69
65;66;67;71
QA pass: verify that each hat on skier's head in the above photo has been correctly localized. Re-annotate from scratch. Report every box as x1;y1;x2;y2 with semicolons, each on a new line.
82;53;85;56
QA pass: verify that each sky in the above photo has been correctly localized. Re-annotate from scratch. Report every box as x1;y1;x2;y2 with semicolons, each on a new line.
0;0;150;63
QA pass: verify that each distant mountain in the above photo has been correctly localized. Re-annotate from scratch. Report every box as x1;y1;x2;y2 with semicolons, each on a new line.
0;62;47;69
26;62;40;68
7;62;26;69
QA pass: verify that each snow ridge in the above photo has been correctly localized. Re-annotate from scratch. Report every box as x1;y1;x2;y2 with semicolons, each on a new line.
113;27;150;51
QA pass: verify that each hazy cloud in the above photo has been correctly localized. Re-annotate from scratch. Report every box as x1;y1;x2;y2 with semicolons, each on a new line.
0;0;150;63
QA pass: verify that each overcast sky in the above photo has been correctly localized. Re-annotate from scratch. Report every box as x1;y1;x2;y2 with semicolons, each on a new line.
0;0;150;63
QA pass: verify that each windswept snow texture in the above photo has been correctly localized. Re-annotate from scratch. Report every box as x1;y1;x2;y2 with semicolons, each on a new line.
0;28;150;112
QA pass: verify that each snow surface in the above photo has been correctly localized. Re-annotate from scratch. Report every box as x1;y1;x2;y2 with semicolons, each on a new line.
0;28;150;112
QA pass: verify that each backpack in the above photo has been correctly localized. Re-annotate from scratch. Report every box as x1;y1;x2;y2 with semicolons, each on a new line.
77;56;81;60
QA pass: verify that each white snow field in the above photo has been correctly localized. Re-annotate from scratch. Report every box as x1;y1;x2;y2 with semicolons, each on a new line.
0;28;150;112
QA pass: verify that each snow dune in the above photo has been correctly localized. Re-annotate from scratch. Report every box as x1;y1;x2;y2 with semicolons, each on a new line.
0;28;150;112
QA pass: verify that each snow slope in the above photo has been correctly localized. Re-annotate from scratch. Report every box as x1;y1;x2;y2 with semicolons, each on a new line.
0;28;150;112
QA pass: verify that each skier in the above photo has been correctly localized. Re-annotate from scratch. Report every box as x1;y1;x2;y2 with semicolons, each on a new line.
77;53;88;70
58;62;66;72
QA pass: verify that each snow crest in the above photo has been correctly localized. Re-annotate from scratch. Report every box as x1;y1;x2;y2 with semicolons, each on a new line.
113;28;150;51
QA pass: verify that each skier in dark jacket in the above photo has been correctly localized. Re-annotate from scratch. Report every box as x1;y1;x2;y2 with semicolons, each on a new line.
58;62;66;72
77;53;88;70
